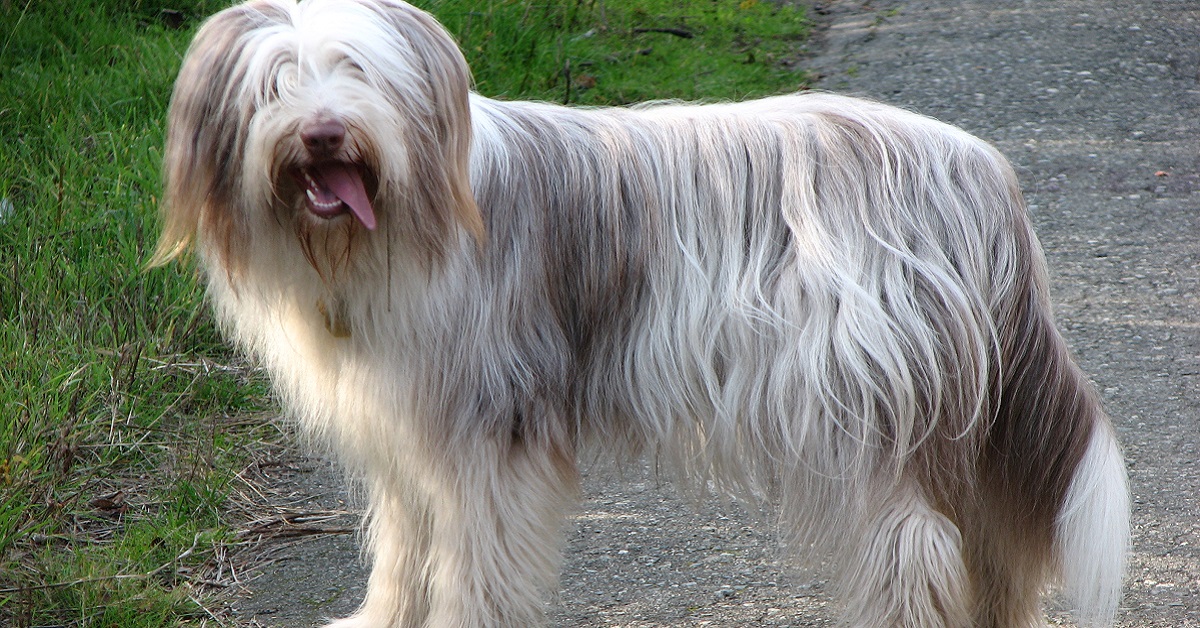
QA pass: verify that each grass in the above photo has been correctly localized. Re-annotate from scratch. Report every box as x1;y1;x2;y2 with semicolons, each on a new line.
435;0;813;104
1;1;275;625
0;0;810;625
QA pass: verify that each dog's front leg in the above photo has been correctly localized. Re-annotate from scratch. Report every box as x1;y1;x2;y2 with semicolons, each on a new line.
326;472;438;628
334;434;579;628
422;436;579;628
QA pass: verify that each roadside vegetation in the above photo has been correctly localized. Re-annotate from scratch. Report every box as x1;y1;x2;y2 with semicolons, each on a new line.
0;0;810;625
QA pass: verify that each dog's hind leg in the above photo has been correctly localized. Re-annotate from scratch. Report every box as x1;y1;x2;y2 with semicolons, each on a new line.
959;513;1048;628
420;436;579;628
836;484;972;628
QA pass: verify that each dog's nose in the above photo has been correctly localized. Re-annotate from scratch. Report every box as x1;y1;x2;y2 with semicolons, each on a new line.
301;119;346;157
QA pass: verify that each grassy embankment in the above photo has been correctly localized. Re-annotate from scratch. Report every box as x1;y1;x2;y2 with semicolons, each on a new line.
0;1;810;625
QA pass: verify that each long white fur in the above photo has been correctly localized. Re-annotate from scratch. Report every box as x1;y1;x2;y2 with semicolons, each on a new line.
155;1;1130;626
1058;422;1131;627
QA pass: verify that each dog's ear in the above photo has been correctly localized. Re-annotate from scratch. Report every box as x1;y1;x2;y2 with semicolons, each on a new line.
379;1;486;248
149;1;292;270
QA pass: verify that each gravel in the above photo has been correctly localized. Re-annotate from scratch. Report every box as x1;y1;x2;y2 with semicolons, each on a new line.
230;1;1200;625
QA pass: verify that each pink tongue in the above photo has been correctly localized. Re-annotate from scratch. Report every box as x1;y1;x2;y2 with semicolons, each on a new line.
311;163;376;230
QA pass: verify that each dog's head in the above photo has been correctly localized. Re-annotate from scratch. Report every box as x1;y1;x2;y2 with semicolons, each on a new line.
151;0;483;278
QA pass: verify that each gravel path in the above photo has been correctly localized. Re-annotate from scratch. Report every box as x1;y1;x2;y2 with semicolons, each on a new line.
230;1;1200;626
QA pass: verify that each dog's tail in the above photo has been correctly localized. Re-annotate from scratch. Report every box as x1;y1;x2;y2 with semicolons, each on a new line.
986;237;1129;625
1057;415;1129;626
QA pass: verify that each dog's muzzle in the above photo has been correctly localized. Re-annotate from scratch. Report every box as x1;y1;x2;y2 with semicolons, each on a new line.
289;118;377;230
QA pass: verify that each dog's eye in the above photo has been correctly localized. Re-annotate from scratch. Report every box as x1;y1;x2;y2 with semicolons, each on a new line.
264;65;298;104
264;77;281;103
341;57;366;76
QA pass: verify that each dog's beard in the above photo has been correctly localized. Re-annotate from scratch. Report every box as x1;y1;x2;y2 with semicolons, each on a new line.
287;189;368;338
267;152;382;282
277;175;372;283
294;206;359;280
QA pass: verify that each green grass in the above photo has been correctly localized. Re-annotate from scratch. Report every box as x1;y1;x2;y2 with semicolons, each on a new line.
0;2;272;625
433;0;812;104
0;0;810;625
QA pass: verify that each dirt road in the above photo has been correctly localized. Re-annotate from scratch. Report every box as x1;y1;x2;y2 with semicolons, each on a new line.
807;1;1200;625
231;1;1200;625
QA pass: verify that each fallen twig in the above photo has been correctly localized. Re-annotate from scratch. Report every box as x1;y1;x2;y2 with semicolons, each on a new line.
632;27;694;38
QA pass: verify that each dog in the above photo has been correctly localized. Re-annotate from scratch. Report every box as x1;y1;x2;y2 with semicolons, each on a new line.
151;0;1130;626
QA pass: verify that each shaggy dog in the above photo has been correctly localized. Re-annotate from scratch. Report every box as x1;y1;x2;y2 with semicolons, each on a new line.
152;0;1129;626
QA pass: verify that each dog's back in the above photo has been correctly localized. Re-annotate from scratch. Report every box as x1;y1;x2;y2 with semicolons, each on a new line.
469;92;1129;626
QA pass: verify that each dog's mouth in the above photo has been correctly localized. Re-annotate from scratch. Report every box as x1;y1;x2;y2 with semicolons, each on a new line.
290;162;377;230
